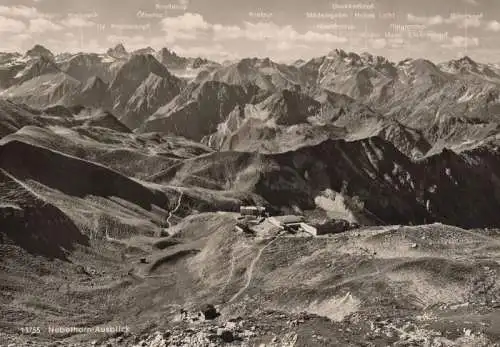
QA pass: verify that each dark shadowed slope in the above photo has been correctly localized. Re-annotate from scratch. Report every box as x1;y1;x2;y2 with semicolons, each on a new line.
120;71;184;129
141;81;258;141
151;135;500;228
0;124;212;180
109;54;184;115
0;140;169;211
0;99;44;137
0;169;89;259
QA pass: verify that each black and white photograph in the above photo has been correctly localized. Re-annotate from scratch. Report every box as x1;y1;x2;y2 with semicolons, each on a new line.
2;0;500;345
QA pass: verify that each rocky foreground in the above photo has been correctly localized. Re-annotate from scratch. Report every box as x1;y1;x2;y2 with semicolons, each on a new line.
2;215;500;346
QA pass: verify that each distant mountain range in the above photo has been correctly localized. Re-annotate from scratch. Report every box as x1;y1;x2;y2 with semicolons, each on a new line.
2;44;500;158
3;44;500;228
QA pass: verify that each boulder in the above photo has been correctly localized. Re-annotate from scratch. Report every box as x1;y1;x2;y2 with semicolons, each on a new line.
218;329;235;343
200;304;219;320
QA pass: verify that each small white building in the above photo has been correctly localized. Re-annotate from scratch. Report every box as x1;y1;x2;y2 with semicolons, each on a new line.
268;215;304;227
240;206;266;217
298;222;318;236
268;215;317;236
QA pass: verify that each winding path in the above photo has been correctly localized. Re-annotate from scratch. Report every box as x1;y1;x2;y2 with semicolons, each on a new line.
219;247;237;295
104;226;123;244
228;232;283;303
166;189;184;228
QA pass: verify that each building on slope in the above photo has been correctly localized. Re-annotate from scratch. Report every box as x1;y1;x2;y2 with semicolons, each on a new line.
268;215;318;236
239;206;267;218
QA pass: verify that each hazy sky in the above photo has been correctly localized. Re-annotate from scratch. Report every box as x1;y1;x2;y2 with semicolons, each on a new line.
0;0;500;63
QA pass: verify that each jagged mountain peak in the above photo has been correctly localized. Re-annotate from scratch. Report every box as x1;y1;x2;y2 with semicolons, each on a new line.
123;53;173;77
360;52;391;65
328;48;349;58
437;56;500;80
236;57;260;69
113;53;170;75
154;47;190;69
158;47;179;57
108;53;179;112
111;43;126;52
457;55;478;65
324;50;365;67
10;55;61;85
448;56;479;68
107;43;129;59
191;57;209;68
442;56;481;73
25;45;54;60
259;57;273;66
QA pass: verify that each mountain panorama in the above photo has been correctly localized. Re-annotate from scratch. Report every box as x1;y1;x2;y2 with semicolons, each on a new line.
4;41;500;346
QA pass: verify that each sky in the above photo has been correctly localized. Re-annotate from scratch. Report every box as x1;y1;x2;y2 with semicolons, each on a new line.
0;0;500;63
